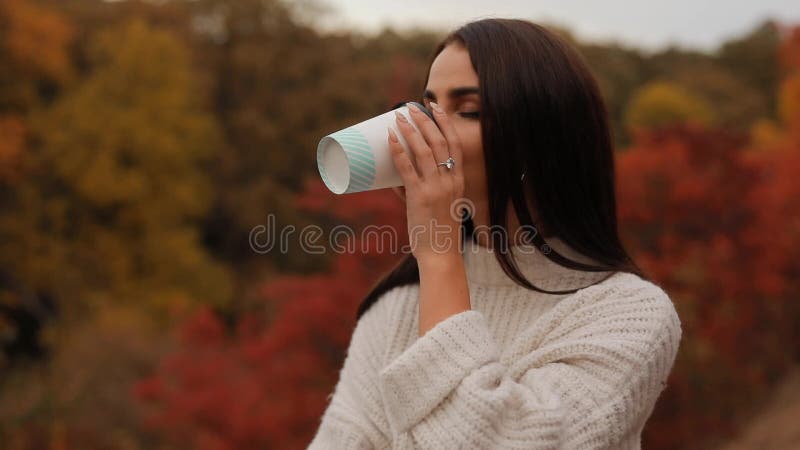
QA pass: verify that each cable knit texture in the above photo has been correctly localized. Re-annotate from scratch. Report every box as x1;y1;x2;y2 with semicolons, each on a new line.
308;236;682;449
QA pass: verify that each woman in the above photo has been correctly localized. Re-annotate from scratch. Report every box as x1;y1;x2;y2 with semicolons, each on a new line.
309;18;681;450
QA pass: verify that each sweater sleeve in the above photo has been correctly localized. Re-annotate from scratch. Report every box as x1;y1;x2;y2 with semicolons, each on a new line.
308;295;393;449
377;276;682;449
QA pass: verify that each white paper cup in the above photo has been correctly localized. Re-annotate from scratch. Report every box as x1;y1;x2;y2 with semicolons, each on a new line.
317;102;434;194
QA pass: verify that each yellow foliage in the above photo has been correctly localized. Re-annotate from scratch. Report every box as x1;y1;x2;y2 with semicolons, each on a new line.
624;81;716;130
0;18;233;324
750;118;785;148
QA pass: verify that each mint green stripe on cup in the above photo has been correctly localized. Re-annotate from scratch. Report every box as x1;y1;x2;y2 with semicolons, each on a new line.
330;128;376;193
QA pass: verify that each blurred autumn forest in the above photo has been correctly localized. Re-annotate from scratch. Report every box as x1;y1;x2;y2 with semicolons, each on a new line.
0;0;799;448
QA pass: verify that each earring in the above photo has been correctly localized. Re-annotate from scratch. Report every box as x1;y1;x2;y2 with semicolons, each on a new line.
520;169;527;182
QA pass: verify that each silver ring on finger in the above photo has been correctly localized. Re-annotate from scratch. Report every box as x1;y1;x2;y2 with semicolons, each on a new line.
436;156;455;171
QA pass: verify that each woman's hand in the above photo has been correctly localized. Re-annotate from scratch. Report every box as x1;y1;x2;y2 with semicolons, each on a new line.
388;102;465;264
389;102;471;336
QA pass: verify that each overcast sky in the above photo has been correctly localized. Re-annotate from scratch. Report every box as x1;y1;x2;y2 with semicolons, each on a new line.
310;0;800;52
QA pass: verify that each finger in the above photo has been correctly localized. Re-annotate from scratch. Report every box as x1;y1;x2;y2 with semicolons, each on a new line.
395;109;438;181
388;127;420;190
429;101;465;188
408;103;451;177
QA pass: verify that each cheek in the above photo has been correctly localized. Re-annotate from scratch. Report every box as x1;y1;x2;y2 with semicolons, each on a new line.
454;124;485;191
454;123;482;166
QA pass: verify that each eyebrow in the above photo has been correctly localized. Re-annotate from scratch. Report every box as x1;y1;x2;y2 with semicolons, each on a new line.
422;86;479;102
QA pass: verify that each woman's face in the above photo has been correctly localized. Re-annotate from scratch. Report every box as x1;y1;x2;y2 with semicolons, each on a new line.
416;42;542;243
420;42;489;226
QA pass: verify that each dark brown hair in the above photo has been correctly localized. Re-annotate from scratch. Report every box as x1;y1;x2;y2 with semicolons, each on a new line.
356;18;648;321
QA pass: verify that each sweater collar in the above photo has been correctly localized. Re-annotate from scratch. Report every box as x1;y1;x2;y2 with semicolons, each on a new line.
461;234;612;289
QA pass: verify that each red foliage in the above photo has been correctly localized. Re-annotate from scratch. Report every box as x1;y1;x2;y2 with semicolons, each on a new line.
134;180;408;449
619;122;800;447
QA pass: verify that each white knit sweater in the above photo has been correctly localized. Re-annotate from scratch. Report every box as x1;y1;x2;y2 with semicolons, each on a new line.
308;236;682;449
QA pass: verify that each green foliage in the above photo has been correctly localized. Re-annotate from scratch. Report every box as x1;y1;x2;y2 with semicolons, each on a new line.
669;64;768;129
717;20;781;116
191;1;440;273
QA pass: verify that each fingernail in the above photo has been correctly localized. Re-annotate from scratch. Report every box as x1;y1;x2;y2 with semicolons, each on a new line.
387;127;398;143
430;102;443;114
395;110;408;123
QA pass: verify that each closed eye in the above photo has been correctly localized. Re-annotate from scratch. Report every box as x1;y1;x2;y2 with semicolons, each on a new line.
421;97;480;120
